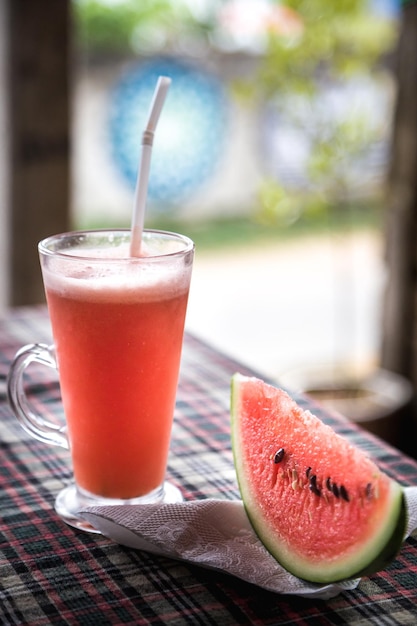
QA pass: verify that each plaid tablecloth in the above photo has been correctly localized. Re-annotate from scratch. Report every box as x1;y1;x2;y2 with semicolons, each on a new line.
1;306;417;625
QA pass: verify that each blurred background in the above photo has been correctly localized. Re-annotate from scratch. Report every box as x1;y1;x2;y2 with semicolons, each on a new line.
1;0;417;455
73;0;398;380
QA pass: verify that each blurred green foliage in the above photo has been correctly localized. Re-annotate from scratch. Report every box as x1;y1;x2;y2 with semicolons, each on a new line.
249;0;396;99
72;0;209;56
73;0;396;65
79;199;382;251
231;0;397;223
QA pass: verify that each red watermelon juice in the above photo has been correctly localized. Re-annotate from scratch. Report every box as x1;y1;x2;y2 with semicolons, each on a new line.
40;230;194;502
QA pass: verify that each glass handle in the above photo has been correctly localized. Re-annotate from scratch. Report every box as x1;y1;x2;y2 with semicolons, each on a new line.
7;343;69;449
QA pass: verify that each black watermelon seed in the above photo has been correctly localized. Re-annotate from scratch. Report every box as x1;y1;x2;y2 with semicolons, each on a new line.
332;483;340;498
326;477;332;491
365;482;372;499
340;485;350;502
274;448;285;464
306;466;312;478
309;474;321;496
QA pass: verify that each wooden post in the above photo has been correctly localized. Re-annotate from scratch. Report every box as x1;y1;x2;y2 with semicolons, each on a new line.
381;3;417;392
6;0;71;306
0;0;11;309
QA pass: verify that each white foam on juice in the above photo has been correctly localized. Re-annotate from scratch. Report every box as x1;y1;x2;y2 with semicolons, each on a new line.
43;244;191;304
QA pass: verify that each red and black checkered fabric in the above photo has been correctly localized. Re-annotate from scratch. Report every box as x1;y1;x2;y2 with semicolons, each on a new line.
1;307;417;625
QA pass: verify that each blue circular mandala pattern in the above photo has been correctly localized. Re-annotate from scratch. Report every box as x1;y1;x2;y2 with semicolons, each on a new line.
109;57;228;211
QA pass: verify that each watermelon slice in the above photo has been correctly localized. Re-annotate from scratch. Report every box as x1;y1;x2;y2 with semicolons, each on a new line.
231;373;406;583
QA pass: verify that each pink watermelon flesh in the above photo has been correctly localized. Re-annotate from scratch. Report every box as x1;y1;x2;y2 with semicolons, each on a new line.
231;373;406;583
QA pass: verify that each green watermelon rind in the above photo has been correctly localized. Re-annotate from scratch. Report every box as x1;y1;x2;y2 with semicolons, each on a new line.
230;373;407;584
352;491;406;580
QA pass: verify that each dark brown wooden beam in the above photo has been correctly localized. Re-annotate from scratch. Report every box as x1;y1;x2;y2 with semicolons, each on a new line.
7;0;71;305
381;3;417;391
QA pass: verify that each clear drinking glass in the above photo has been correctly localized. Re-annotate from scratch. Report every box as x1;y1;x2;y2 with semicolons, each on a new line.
7;229;194;533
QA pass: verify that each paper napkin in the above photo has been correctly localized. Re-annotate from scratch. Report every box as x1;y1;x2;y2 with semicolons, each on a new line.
80;486;417;600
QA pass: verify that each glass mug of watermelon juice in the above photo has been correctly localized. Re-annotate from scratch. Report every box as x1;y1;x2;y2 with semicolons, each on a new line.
7;229;194;532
